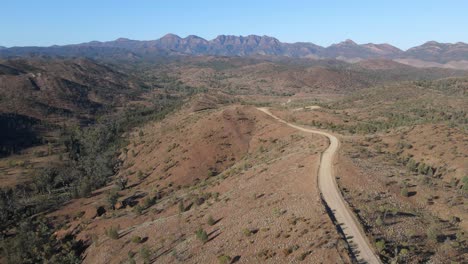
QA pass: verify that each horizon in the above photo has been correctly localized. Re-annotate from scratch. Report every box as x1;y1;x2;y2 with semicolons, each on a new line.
2;1;467;49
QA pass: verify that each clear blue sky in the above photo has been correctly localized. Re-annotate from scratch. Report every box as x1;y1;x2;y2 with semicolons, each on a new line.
2;0;467;50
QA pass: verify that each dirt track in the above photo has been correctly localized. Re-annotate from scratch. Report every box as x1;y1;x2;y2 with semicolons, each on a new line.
257;107;381;264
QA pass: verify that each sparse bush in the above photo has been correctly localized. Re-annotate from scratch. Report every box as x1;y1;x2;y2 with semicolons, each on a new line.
218;254;231;264
140;246;151;263
207;215;216;226
242;228;252;237
142;197;155;208
195;227;208;243
178;200;186;212
105;226;120;240
376;215;384;226
400;186;409;197
115;176;128;190
418;162;429;175
462;176;468;192
399;248;409;257
137;170;145;180
297;251;309;261
131;236;142;243
107;189;120;209
427;226;439;242
133;205;143;215
273;208;286;217
375;240;385;253
406;159;417;172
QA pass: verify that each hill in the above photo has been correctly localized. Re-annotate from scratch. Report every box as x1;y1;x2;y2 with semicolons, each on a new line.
149;56;467;95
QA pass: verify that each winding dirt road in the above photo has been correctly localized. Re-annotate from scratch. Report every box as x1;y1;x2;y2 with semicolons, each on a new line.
257;107;381;264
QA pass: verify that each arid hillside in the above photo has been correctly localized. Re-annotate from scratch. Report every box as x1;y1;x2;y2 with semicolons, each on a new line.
146;56;467;96
44;102;353;263
0;57;145;122
268;77;467;263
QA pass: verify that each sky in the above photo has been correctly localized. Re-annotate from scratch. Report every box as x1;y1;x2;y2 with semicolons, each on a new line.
1;0;467;50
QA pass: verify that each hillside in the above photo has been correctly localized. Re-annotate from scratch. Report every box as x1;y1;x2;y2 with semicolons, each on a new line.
267;77;467;262
0;57;145;121
148;56;467;95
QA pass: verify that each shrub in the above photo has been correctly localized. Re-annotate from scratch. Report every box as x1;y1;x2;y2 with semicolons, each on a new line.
376;215;384;226
131;236;142;243
375;240;385;253
297;251;309;261
178;200;186;213
462;176;468;192
207;215;216;226
115;176;128;190
418;162;428;175
127;256;136;264
137;170;145;180
400;186;409;197
427;167;434;177
427;226;439;242
195;227;208;243
133;205;143;215
142;197;155;209
399;248;409;257
218;254;231;264
107;189;120;209
242;228;252;237
140;246;151;263
105;226;120;240
406;159;417;172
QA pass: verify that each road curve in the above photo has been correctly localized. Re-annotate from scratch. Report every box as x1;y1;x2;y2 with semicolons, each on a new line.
257;107;381;264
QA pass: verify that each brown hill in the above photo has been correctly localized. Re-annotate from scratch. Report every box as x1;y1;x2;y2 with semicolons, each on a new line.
404;41;468;63
154;56;467;95
47;102;349;263
0;57;144;122
354;59;412;70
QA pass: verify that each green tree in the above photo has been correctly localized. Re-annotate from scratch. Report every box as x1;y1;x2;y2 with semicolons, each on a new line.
375;240;385;253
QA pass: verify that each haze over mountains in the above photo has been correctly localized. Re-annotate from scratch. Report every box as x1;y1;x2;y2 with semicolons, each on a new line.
1;34;468;69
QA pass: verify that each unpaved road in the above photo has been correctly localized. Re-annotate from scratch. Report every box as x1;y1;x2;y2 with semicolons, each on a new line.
257;107;381;264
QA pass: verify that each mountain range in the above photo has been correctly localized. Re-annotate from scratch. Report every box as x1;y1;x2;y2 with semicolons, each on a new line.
1;34;467;68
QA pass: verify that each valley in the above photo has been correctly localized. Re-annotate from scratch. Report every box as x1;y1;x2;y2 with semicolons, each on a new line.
0;46;466;264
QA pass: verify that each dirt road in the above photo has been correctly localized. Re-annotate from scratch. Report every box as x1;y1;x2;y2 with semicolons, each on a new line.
257;107;381;264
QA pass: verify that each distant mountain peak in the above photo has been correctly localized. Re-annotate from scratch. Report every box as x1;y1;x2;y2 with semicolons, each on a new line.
115;37;131;42
423;41;442;46
344;39;357;45
161;33;181;40
185;35;206;40
330;39;358;47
